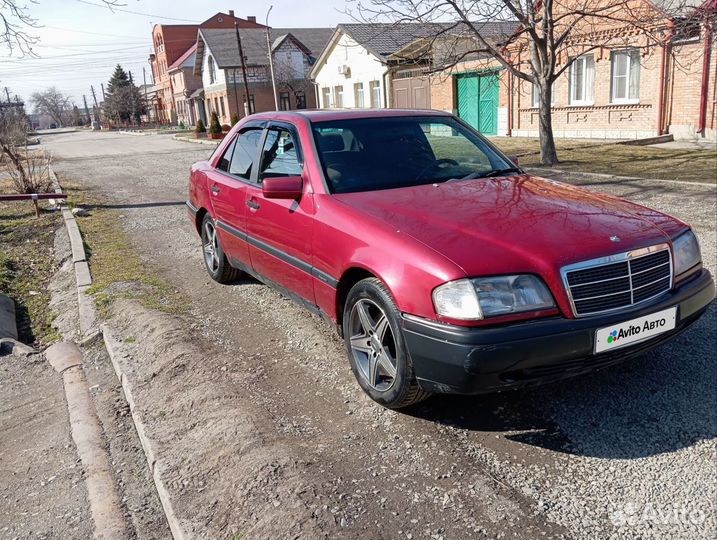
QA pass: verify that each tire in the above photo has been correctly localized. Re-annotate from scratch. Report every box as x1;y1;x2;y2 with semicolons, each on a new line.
342;277;431;409
200;213;240;284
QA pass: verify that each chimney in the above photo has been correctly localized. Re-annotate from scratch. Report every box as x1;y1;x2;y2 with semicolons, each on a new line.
247;16;256;23
228;10;235;17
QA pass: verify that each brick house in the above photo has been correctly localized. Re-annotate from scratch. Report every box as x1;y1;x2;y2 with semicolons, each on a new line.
193;27;333;125
310;22;513;111
167;44;202;127
148;11;265;124
429;0;716;140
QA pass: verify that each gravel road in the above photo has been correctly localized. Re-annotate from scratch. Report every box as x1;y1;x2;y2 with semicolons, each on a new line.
45;131;716;539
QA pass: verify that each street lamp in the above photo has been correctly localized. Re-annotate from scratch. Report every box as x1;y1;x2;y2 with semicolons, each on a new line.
265;5;279;111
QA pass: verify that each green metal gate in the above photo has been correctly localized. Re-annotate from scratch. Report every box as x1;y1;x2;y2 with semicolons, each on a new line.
456;71;499;135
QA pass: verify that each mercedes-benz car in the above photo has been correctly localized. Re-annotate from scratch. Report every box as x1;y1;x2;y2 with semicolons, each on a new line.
186;109;714;409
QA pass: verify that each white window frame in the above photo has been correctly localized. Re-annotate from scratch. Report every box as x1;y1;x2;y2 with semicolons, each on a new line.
531;83;556;108
370;80;381;108
333;85;344;108
354;82;365;108
569;54;594;106
322;87;332;108
611;49;640;104
208;55;217;85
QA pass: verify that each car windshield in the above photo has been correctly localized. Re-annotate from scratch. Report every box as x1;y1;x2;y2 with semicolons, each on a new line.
311;116;517;194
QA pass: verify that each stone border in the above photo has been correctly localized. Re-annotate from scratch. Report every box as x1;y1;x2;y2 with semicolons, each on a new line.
119;129;192;137
172;134;220;146
50;167;184;540
101;324;187;540
50;169;98;338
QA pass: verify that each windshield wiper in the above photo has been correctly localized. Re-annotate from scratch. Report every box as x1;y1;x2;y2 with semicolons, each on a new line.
478;167;523;178
445;167;522;183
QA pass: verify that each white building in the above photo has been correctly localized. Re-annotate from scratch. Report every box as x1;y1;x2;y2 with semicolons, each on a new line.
310;24;447;110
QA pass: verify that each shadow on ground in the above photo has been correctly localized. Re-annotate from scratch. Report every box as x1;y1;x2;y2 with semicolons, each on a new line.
406;304;716;461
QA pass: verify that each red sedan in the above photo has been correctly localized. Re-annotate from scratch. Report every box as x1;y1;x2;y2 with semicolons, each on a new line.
187;109;714;408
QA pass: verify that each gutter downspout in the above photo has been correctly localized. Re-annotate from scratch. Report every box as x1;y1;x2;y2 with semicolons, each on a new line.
383;66;391;108
698;20;712;134
507;71;513;137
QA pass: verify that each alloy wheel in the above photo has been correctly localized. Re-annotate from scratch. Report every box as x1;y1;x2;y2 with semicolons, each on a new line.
348;299;398;391
203;221;219;273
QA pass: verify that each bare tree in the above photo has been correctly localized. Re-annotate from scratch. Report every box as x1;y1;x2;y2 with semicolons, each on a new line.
30;87;71;127
349;0;714;165
0;92;51;203
1;0;126;56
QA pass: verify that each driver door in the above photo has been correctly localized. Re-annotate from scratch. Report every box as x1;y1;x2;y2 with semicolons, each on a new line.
246;123;316;304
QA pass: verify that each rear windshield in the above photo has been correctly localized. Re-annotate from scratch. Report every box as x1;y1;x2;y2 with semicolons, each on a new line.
311;116;513;194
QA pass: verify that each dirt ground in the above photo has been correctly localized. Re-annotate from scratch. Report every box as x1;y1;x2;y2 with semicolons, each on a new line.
0;349;93;540
0;225;170;540
43;131;716;540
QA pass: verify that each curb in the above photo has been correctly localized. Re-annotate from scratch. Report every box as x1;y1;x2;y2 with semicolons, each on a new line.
50;169;99;337
524;167;717;188
117;130;150;136
172;134;219;146
101;324;187;540
50;167;181;539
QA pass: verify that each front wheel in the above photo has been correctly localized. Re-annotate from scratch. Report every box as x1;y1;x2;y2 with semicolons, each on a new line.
201;214;240;284
343;278;430;409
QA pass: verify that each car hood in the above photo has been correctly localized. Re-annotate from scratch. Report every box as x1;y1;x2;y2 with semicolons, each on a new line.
333;174;684;278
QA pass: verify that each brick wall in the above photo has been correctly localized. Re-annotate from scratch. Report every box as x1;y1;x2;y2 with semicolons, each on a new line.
513;46;662;139
666;35;717;140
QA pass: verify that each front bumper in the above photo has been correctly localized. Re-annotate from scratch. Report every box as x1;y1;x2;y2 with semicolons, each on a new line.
402;269;715;394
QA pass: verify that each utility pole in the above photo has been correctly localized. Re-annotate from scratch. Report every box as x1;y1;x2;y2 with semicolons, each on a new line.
234;21;251;116
232;68;240;120
100;83;106;101
129;71;137;125
82;95;92;125
90;85;100;123
265;5;278;111
4;87;10;103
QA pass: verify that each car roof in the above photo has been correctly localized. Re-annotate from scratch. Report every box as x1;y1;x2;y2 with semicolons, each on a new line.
248;108;452;123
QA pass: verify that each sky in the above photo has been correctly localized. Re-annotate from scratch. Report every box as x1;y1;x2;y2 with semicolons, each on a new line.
1;0;352;107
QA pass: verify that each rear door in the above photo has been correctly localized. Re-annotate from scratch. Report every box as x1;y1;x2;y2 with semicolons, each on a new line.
245;122;316;303
207;124;264;266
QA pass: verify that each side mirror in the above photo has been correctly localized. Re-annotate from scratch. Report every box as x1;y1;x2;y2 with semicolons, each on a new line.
507;155;520;166
262;176;303;199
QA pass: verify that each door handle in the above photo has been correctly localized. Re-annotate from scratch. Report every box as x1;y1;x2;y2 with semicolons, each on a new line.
246;199;260;210
210;185;220;195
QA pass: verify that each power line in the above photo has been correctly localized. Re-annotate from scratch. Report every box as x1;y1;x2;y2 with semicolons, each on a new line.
74;0;201;23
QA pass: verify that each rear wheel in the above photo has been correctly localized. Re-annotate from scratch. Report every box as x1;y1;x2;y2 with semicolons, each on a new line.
201;214;240;284
343;278;430;409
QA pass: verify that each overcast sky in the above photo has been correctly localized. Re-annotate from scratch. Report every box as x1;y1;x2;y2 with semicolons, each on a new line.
2;0;351;107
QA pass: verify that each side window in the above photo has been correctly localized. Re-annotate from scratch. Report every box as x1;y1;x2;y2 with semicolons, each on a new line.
217;137;236;172
259;128;302;181
229;129;262;180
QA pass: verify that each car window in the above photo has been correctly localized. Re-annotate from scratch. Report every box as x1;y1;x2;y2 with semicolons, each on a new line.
217;137;237;172
311;116;512;194
229;128;262;180
259;128;302;181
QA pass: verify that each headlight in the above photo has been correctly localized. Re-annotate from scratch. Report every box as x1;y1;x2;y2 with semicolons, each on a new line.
432;279;482;320
433;275;555;320
673;230;702;275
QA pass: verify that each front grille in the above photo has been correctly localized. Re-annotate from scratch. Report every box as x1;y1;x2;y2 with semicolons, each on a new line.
563;246;672;317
